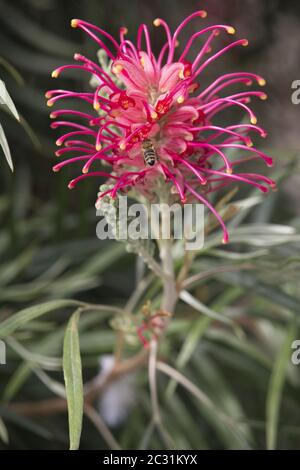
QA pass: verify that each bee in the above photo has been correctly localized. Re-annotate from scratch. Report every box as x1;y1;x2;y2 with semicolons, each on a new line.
142;139;157;167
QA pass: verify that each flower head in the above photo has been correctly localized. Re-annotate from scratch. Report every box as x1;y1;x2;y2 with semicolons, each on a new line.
47;12;275;243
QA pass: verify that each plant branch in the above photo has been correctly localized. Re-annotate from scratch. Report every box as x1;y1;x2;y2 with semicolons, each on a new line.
7;348;148;416
148;339;174;448
84;404;121;450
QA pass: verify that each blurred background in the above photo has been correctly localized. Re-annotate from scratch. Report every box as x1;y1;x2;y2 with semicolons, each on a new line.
0;0;300;450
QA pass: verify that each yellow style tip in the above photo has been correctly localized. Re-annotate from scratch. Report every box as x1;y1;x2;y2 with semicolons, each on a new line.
112;63;123;74
227;26;236;35
178;69;185;80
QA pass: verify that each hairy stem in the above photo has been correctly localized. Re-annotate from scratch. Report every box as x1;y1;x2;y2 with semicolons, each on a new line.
159;196;178;314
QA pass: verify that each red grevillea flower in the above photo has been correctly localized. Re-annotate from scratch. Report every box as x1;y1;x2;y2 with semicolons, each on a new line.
47;11;276;243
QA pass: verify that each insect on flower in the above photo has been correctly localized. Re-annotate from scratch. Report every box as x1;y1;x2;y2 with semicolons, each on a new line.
47;11;276;243
142;139;157;167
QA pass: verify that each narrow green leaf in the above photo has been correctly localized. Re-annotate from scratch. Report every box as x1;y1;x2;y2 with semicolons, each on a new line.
2;311;107;401
0;247;35;286
0;1;78;58
0;57;24;85
166;316;211;398
193;357;254;448
207;329;271;369
1;409;52;440
0;299;81;339
0;417;9;444
0;123;13;171
176;317;212;369
63;310;83;451
180;290;235;326
266;323;297;450
82;242;125;275
19;114;41;151
0;79;19;120
3;363;34;402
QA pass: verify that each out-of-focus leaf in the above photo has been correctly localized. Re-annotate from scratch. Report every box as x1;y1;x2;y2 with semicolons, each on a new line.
227;224;300;247
18;114;41;150
206;329;271;369
0;299;81;339
7;337;61;370
157;361;250;449
179;290;235;326
209;248;269;260
0;248;35;286
79;330;115;354
266;323;297;450
252;191;278;224
2;311;110;401
80;243;125;276
0;417;9;444
220;194;263;230
193;356;254;448
0;57;24;85
0;0;79;58
63;310;83;451
3;363;35;402
166;316;211;398
0;33;76;77
222;272;300;318
165;393;209;449
175;316;212;370
1;408;53;441
33;367;65;397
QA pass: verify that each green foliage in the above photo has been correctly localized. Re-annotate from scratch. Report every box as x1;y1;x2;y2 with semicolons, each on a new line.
63;310;83;450
0;78;19;171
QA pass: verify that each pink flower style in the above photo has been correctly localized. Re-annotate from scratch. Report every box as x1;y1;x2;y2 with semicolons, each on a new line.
47;11;276;243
